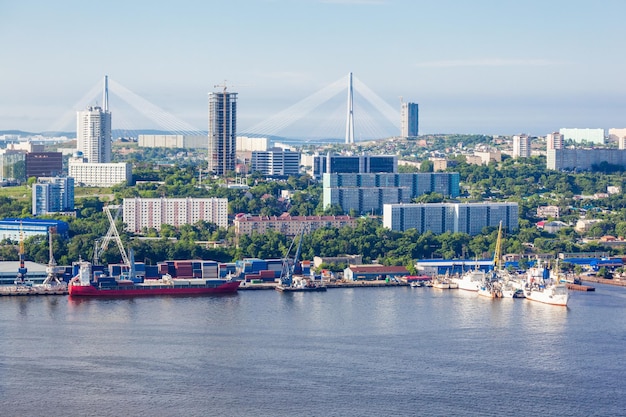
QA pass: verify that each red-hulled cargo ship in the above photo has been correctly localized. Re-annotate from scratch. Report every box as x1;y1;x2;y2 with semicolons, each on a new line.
68;261;240;297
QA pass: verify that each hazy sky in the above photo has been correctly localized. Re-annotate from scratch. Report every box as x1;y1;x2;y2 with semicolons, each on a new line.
1;0;625;137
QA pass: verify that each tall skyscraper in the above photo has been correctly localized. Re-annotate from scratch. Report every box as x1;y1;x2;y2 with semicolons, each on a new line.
76;76;111;163
401;102;419;138
208;87;237;175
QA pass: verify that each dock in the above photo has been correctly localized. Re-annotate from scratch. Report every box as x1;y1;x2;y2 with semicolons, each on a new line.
566;283;595;292
0;285;68;296
239;280;409;291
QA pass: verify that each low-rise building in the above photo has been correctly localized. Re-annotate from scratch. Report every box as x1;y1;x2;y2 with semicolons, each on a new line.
537;205;560;219
343;265;409;281
313;255;363;269
0;218;69;241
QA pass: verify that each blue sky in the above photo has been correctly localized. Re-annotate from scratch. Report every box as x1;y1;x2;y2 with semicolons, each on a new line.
1;0;625;137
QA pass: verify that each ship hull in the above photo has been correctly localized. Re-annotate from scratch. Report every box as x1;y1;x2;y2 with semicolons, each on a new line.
276;285;327;292
524;287;569;306
69;280;241;297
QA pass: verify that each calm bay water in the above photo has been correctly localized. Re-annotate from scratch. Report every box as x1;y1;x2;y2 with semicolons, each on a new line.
1;284;625;417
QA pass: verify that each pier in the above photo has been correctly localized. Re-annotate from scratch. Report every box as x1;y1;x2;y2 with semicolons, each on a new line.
0;285;68;296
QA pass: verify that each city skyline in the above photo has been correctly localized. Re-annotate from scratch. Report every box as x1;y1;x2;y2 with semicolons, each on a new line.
1;0;625;137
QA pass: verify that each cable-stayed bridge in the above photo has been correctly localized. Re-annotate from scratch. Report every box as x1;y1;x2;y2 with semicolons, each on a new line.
49;74;401;142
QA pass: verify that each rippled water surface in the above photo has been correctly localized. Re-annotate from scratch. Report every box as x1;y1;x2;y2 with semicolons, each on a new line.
1;284;625;416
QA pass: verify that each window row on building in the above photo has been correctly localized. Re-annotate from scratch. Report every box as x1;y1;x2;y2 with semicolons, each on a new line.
323;172;460;215
233;213;357;237
383;202;519;235
32;177;75;216
547;149;626;171
123;197;229;233
250;147;300;177
312;154;397;179
68;158;132;187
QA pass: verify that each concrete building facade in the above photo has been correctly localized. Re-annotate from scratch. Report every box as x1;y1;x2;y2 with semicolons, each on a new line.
77;106;111;163
233;213;357;237
250;147;300;177
138;135;207;149
547;148;626;171
513;134;531;158
559;128;605;145
123;197;228;233
323;172;460;215
68;156;132;187
546;132;564;150
383;202;519;235
32;177;75;216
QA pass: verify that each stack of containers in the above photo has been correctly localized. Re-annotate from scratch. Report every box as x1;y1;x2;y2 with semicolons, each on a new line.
219;262;236;278
202;261;219;279
266;259;284;279
174;260;193;278
144;265;159;279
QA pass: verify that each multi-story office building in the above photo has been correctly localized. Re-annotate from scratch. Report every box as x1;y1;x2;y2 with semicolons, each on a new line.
546;132;564;150
383;202;518;235
400;102;419;137
32;177;75;216
323;172;460;215
77;105;111;163
512;134;531;158
25;152;63;178
138;135;207;149
233;213;357;237
547;148;626;171
250;147;300;177
312;154;397;179
0;150;26;182
208;89;237;175
559;128;605;145
237;136;269;152
123;197;228;233
68;154;131;187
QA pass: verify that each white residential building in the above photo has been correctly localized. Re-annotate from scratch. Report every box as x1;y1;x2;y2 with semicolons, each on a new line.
123;197;228;233
68;156;131;187
76;106;111;163
512;134;531;158
559;128;605;145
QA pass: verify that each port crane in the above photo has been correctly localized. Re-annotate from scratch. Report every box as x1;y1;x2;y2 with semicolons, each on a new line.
42;227;66;286
14;222;30;286
93;205;135;279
